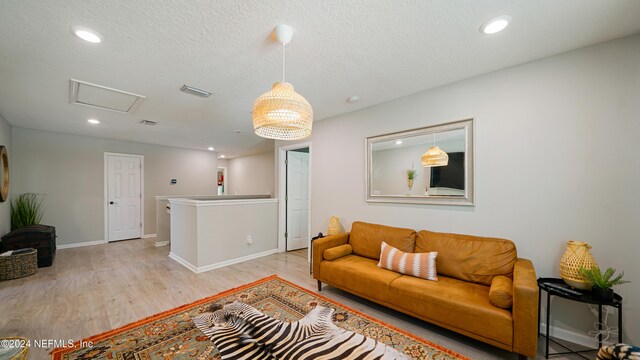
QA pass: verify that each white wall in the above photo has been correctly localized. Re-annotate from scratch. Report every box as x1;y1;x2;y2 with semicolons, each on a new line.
276;34;640;344
0;114;11;236
12;127;219;245
227;151;274;196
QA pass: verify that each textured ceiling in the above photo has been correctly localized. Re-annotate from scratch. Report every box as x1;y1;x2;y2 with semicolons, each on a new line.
1;0;639;157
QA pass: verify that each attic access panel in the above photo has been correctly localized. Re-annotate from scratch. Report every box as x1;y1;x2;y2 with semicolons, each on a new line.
69;79;146;113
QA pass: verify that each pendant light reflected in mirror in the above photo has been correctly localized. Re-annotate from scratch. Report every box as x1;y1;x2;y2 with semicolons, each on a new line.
421;134;448;167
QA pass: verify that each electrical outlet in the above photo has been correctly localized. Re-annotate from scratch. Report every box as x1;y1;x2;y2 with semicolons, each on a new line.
247;235;253;245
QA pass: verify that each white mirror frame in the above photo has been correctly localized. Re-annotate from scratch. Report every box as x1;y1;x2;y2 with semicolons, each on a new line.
365;118;474;206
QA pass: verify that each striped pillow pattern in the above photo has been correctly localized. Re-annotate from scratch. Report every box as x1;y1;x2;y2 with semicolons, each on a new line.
377;241;438;281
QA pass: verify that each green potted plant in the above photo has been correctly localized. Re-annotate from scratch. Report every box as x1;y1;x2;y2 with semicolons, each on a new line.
406;167;417;190
4;193;56;267
10;193;44;230
578;266;629;301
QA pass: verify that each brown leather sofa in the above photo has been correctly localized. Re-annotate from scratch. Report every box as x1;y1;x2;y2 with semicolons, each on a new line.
313;221;538;358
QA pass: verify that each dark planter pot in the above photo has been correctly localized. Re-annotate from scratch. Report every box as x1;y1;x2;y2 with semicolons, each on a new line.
592;286;614;302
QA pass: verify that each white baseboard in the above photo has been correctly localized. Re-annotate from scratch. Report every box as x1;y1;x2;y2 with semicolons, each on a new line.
168;252;199;273
169;249;279;274
58;235;154;249
154;241;169;247
197;249;279;273
57;240;107;249
540;322;602;348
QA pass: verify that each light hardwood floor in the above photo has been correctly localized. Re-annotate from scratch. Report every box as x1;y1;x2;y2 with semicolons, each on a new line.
0;238;594;359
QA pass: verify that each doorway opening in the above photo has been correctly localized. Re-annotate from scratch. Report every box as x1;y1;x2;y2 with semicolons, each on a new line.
104;153;144;242
217;167;227;195
278;143;311;256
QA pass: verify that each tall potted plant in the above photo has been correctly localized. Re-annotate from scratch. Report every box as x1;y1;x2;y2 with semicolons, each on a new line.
10;193;44;230
578;266;629;301
3;192;56;267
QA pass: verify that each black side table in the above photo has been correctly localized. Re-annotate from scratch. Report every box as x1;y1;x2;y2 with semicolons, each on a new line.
538;277;623;359
309;232;324;275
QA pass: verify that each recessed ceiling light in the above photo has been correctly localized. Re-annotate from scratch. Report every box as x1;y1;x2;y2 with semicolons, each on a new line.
479;15;512;34
219;155;226;159
87;119;100;125
395;140;403;145
347;95;360;103
208;147;215;151
72;26;103;43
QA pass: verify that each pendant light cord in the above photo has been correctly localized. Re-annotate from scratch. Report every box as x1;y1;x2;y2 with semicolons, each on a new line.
282;42;286;83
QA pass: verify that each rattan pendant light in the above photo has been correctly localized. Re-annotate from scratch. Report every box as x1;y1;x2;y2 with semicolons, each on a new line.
421;134;449;167
252;25;313;140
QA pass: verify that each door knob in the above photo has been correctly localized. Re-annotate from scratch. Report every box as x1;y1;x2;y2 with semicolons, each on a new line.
109;201;115;205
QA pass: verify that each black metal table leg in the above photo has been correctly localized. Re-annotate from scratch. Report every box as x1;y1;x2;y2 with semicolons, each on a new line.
598;304;603;348
618;304;623;343
546;290;551;359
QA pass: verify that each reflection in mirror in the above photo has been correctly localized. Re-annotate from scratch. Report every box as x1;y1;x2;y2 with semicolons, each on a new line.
366;119;473;206
217;167;226;195
0;145;8;202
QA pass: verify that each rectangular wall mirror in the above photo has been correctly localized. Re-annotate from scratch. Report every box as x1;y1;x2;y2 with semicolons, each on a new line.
366;118;474;206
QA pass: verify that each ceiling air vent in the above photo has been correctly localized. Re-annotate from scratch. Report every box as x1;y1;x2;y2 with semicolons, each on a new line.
180;84;212;98
139;120;157;126
69;79;146;114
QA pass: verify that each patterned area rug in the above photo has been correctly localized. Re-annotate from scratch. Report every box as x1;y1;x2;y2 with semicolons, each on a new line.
51;275;467;359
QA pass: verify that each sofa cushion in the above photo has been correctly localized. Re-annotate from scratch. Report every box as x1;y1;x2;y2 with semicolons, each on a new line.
349;221;416;260
323;244;352;261
319;254;402;302
489;276;513;309
416;230;517;286
387;275;513;346
378;241;438;281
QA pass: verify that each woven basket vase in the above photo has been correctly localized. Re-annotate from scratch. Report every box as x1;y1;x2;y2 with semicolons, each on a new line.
327;216;342;236
559;241;598;290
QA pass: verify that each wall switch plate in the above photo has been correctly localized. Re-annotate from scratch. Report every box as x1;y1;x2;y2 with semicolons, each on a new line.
247;235;253;245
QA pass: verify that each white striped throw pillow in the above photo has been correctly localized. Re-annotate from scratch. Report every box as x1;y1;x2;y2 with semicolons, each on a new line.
377;241;438;281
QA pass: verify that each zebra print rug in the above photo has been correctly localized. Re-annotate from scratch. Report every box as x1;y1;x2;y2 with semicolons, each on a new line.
51;275;467;360
194;301;411;359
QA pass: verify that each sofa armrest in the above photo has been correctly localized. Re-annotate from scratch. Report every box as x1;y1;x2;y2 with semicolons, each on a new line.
512;258;538;358
312;233;350;279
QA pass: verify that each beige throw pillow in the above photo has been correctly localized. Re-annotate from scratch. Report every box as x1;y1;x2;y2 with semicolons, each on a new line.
377;241;438;281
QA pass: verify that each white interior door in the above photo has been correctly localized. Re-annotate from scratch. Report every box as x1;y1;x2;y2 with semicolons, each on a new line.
107;154;142;242
286;150;309;251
